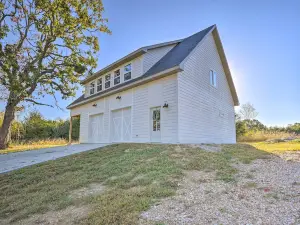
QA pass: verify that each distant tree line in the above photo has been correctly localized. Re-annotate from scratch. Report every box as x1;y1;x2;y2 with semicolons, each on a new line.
236;102;300;140
0;111;79;142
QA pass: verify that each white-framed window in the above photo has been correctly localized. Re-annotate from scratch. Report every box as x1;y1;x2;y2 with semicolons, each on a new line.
124;64;131;81
105;74;111;89
114;69;120;85
210;70;217;87
97;78;102;92
89;82;95;95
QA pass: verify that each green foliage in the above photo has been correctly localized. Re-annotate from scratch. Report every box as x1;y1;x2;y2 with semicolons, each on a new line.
22;111;80;140
236;102;299;142
0;0;110;105
286;123;300;134
23;111;54;139
236;120;247;138
0;110;79;141
0;0;110;148
243;119;266;131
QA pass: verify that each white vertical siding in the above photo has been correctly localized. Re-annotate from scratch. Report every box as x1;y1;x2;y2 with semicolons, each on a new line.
131;74;178;143
71;74;178;143
84;84;89;98
103;98;110;142
132;85;149;142
161;75;178;143
132;55;143;79
178;33;236;144
71;98;105;143
143;44;176;73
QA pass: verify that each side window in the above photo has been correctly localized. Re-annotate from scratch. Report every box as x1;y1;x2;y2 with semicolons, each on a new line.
89;82;95;95
105;74;111;89
97;78;102;92
210;70;217;87
124;64;131;81
114;69;120;85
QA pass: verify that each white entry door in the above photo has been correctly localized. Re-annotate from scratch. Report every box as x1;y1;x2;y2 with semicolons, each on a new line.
111;107;131;142
89;114;103;143
150;107;161;142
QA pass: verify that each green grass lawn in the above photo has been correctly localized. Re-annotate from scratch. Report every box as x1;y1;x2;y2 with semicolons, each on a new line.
0;143;272;224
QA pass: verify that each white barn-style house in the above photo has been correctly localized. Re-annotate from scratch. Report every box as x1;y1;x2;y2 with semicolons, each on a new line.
67;25;239;144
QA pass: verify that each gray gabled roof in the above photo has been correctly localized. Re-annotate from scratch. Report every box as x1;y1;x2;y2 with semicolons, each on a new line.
81;39;183;84
68;25;239;109
144;25;215;76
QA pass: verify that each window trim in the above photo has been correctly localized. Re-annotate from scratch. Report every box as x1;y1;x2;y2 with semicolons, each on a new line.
209;70;217;88
114;69;121;85
89;81;95;95
105;74;111;89
124;63;132;81
97;78;102;92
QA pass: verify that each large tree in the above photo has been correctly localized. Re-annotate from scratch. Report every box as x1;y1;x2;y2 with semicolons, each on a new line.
0;0;110;149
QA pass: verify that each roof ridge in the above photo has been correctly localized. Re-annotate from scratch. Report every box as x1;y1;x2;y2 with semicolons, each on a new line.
143;25;215;76
68;25;223;108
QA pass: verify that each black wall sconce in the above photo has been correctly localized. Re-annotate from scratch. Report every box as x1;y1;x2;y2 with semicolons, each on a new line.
116;96;121;100
163;103;169;108
92;103;97;107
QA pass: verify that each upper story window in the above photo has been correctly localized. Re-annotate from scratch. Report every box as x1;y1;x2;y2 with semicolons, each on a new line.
97;78;102;92
114;69;120;85
210;70;217;88
124;64;131;81
89;82;95;95
105;74;111;89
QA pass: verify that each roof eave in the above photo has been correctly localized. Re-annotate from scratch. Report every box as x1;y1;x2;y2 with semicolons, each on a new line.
81;40;183;85
212;27;239;106
68;66;182;109
81;48;147;85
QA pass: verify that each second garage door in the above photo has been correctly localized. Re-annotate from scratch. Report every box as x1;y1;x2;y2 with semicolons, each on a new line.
111;107;132;142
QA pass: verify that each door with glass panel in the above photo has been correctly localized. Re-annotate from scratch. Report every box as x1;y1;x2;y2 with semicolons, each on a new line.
150;107;161;142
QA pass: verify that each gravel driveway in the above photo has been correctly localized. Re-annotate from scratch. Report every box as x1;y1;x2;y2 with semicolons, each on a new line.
0;143;108;173
140;153;300;225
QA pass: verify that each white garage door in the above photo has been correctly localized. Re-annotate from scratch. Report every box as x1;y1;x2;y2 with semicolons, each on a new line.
111;107;131;142
89;114;104;143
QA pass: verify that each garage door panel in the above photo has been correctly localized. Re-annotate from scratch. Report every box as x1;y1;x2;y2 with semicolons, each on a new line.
112;117;122;142
122;108;131;141
89;114;103;143
111;107;131;142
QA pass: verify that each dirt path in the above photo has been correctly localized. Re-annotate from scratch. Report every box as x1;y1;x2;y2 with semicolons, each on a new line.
140;153;300;225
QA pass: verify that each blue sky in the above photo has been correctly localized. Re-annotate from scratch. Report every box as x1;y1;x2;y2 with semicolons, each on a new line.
1;0;299;126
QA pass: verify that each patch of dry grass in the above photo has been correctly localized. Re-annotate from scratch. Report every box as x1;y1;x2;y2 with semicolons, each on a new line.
0;143;273;224
0;139;69;154
248;141;300;153
238;131;299;142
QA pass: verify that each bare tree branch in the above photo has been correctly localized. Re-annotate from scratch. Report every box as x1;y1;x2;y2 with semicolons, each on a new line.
24;98;53;107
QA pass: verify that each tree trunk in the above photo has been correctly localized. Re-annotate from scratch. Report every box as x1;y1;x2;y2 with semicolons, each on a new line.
0;102;16;149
